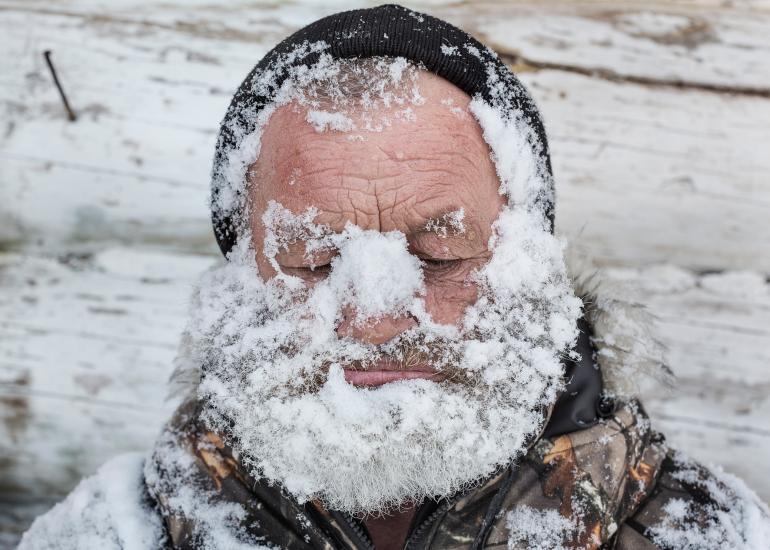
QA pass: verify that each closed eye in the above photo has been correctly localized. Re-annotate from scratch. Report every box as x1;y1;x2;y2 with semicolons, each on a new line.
280;263;332;280
419;257;461;274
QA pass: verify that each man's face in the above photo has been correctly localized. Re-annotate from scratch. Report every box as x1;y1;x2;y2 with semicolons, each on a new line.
248;71;505;384
193;58;580;514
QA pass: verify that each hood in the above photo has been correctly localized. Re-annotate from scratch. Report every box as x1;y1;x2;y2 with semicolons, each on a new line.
566;251;673;397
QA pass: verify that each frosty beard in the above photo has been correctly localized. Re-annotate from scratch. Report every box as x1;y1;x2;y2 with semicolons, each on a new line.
186;203;582;515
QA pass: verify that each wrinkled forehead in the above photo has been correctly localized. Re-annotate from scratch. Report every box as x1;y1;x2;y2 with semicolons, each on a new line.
248;70;503;235
212;52;554;259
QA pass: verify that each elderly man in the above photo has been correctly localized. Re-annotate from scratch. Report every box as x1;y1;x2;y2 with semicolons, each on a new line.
20;5;770;550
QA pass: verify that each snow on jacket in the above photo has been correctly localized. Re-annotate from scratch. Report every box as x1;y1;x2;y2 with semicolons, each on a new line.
19;397;770;549
18;275;770;549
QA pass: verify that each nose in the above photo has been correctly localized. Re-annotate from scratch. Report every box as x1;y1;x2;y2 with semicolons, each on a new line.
336;306;417;345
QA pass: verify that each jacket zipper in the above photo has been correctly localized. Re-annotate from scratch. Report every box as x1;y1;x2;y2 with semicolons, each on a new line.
339;513;376;550
404;464;518;550
335;497;454;550
403;496;459;550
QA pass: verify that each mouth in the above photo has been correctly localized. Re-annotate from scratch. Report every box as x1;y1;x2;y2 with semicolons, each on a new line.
342;356;446;387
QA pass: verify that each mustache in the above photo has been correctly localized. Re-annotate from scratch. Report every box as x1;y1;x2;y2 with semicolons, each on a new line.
288;339;478;394
345;339;453;370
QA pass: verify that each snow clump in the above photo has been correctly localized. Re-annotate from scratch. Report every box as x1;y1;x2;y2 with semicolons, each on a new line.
17;454;165;550
505;505;585;550
649;452;770;550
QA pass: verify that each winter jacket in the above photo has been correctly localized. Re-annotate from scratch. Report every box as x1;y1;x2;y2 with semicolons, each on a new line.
140;396;768;550
18;284;770;549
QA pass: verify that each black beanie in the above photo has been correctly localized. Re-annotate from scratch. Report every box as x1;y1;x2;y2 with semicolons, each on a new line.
211;4;554;257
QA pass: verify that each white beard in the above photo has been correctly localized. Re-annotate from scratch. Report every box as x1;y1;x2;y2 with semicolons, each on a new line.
186;207;582;515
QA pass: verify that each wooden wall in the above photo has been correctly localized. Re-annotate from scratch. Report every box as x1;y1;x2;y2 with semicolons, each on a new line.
1;1;768;545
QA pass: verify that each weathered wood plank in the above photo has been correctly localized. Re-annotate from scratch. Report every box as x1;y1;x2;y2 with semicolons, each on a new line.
468;3;770;93
609;265;770;501
0;152;217;252
2;3;768;272
0;248;216;542
532;70;770;273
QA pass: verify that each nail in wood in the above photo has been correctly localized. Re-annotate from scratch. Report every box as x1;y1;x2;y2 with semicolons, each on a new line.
43;50;77;122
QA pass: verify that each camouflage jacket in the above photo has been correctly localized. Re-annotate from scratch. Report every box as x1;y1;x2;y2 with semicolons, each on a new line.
143;398;770;550
18;312;770;550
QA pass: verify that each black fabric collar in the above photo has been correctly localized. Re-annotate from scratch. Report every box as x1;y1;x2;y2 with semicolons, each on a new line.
542;316;608;439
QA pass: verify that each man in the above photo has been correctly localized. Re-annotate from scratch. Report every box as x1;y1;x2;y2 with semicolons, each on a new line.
19;5;770;549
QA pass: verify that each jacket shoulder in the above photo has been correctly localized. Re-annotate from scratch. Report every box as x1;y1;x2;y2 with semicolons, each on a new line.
18;453;166;550
614;450;770;550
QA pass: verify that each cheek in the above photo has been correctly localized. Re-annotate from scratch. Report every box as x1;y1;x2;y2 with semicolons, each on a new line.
423;278;479;326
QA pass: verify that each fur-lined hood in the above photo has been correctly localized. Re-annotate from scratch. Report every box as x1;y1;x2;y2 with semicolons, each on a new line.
567;254;673;397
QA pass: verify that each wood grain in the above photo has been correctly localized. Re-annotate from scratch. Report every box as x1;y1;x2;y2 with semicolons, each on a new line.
1;1;769;271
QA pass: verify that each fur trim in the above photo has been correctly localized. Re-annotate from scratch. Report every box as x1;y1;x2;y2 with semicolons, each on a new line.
566;250;674;396
167;330;200;402
167;275;206;402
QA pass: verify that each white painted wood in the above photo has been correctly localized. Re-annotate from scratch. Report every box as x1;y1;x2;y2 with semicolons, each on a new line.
0;248;216;542
2;2;768;271
533;70;770;273
471;3;770;92
609;265;770;503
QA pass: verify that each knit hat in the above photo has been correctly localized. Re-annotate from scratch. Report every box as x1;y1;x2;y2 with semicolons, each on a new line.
210;3;554;257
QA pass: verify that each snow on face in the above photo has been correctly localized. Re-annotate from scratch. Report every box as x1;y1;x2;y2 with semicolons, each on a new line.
193;208;579;514
212;47;426;228
424;208;465;238
188;53;581;514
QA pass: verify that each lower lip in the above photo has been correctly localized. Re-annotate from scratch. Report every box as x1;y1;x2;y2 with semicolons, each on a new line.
343;369;442;387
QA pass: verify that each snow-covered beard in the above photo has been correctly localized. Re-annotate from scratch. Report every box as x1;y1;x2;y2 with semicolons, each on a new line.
186;202;582;515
